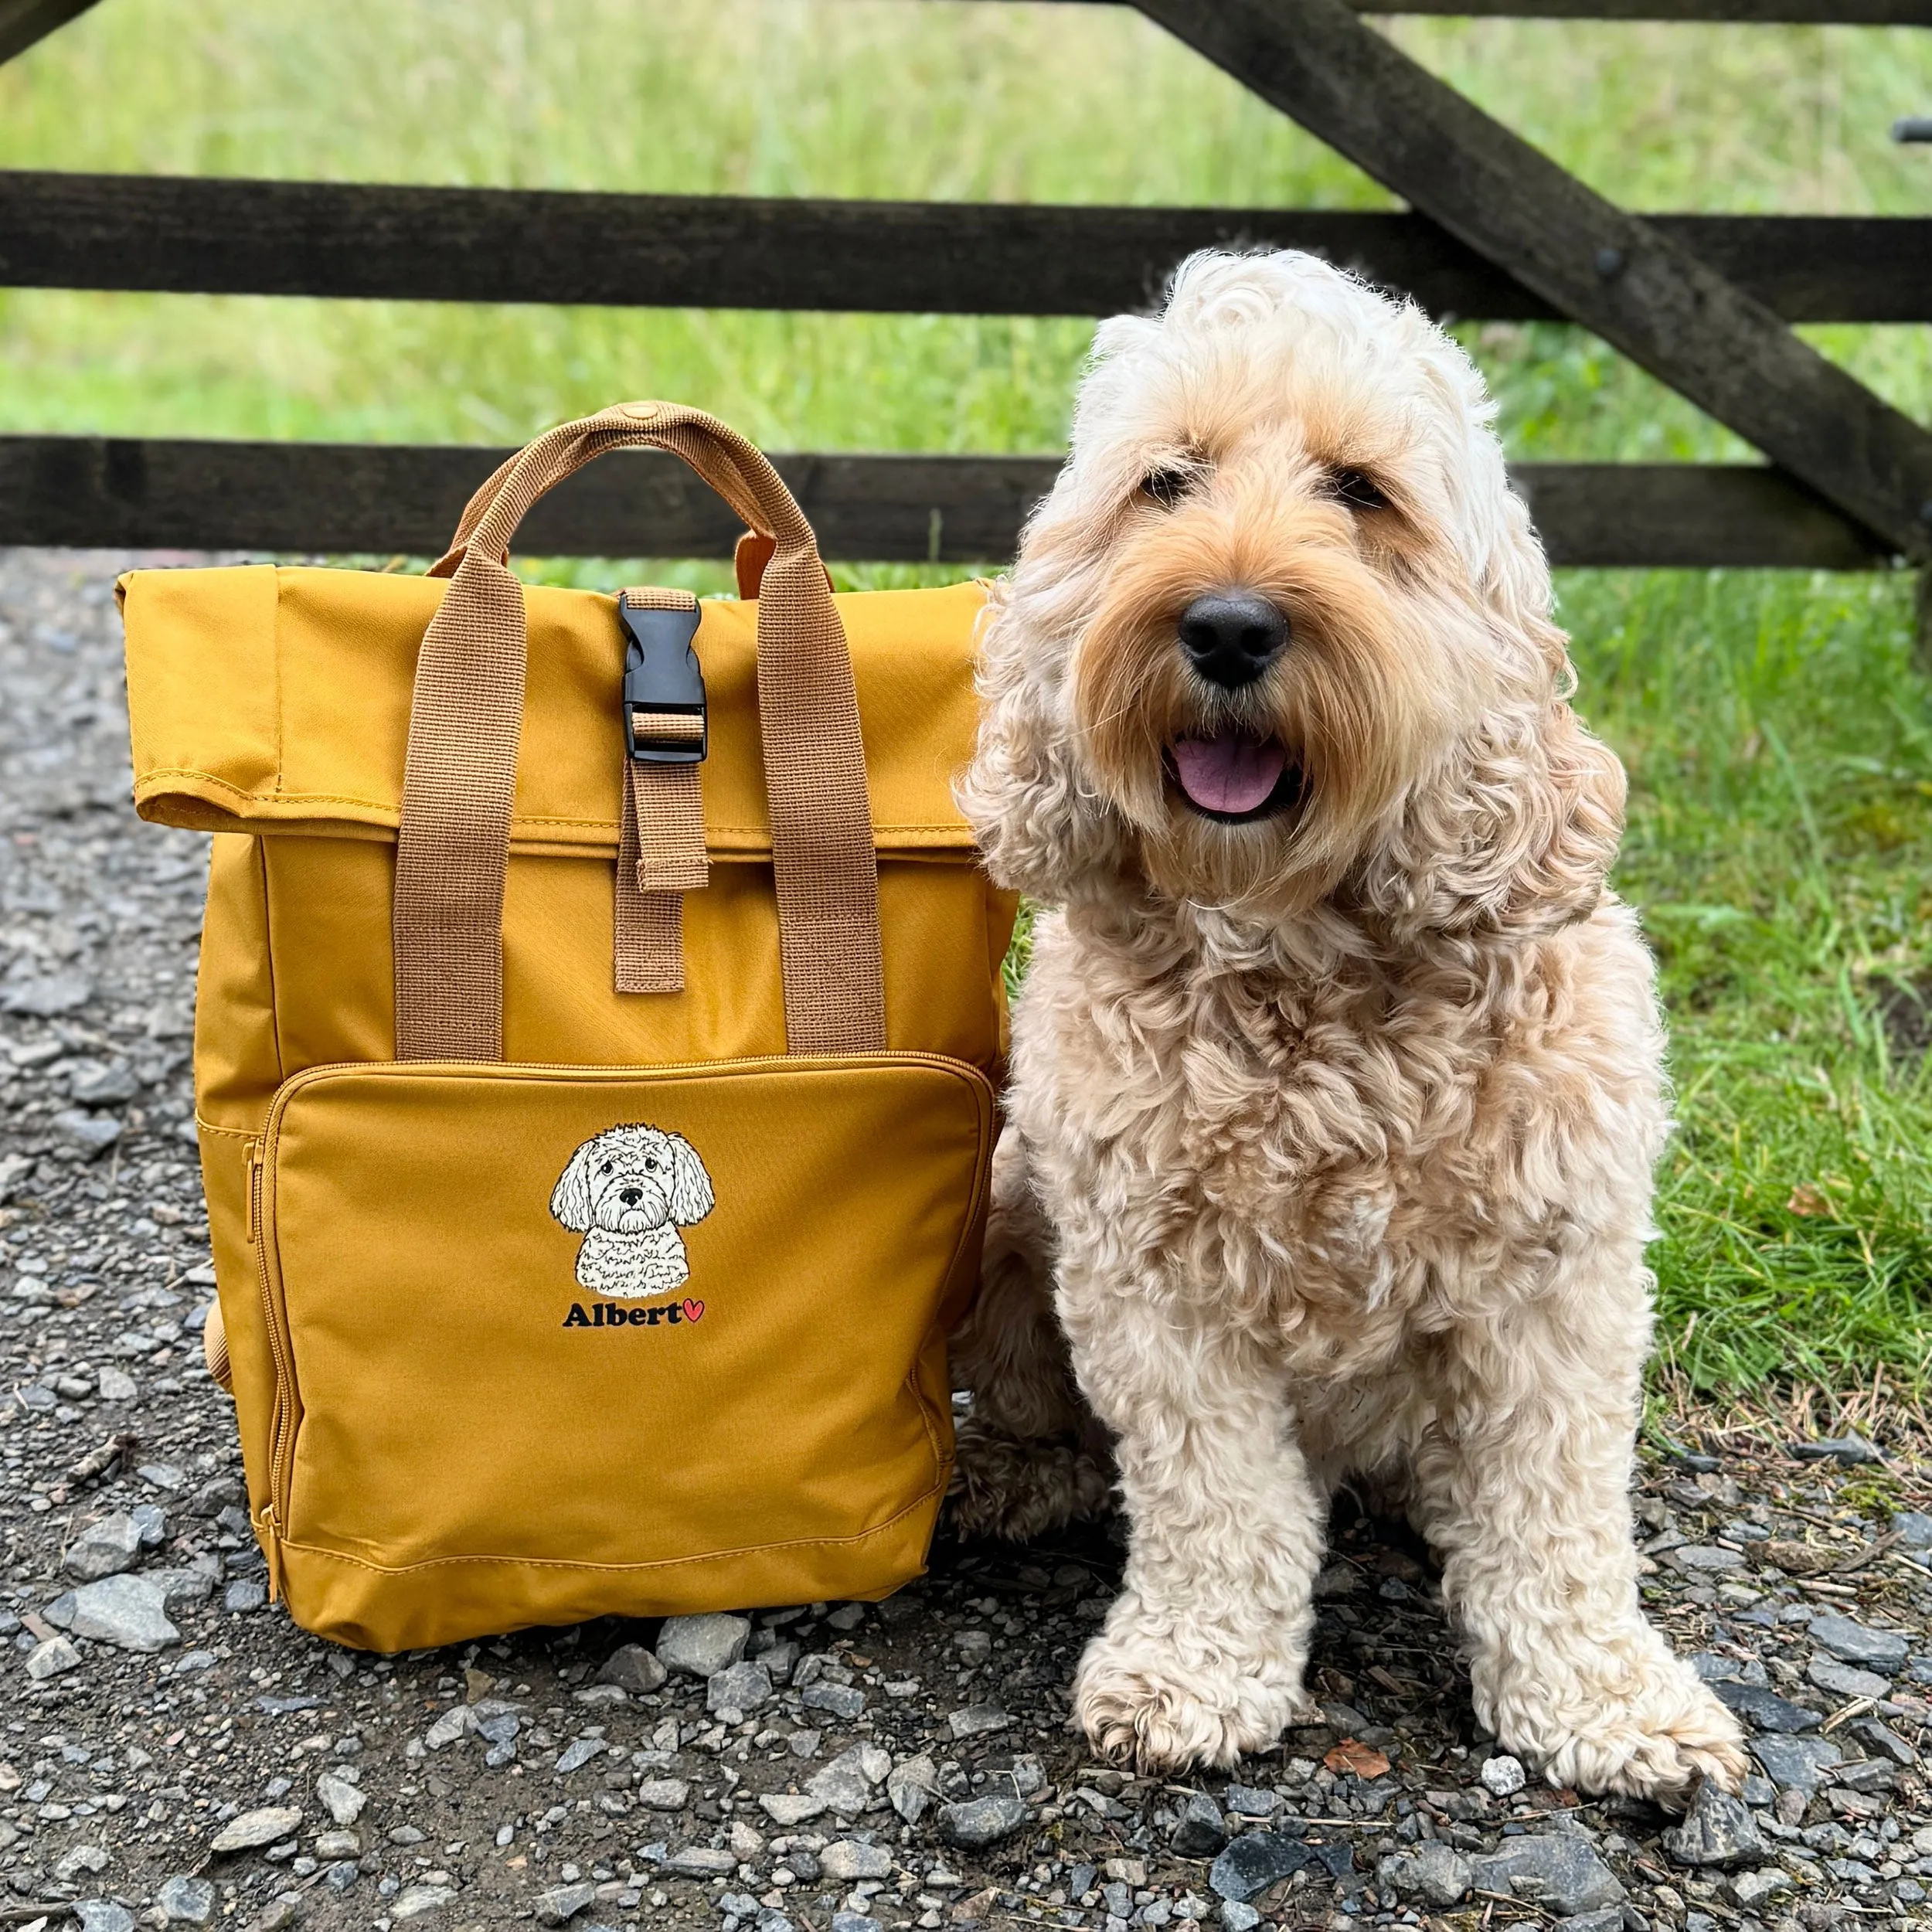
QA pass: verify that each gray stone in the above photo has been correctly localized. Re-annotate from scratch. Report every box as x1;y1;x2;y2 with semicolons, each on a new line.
1561;1913;1625;1932
70;1058;139;1104
1712;1681;1822;1732
316;1770;366;1825
655;1612;750;1678
1220;1906;1261;1932
802;1681;867;1720
76;1905;135;1932
1788;1434;1883;1464
1892;1510;1932;1548
50;1108;123;1155
66;1573;179;1651
595;1642;666;1694
24;1633;81;1680
150;1567;216;1613
1852;1716;1916;1766
1470;1835;1626;1915
1223;1784;1278;1818
323;1863;359;1893
1209;1834;1351;1903
1378;1842;1473;1908
131;1502;167;1546
556;1736;604;1774
66;1512;144;1581
637;1777;690;1811
1172;1791;1229;1858
831;1917;880;1932
156;1875;216;1923
224;1579;267;1614
1480;1753;1527;1796
314;1830;362;1860
707;1658;775;1718
3;972;92;1015
887;1753;938;1825
758;1792;827;1827
534;1882;599;1924
1750;1733;1842;1793
210;1804;304;1853
423;1705;475;1750
1724;1868;1794;1911
393;1887;457;1920
1666;1545;1745;1574
95;1366;138;1403
821;1840;894;1882
54;1845;110;1881
937;1794;1030;1849
662;1845;738;1877
187;1473;245;1517
1810;1613;1910;1671
946;1703;1013;1740
1807;1655;1890;1701
1661;1784;1766;1869
806;1743;886;1817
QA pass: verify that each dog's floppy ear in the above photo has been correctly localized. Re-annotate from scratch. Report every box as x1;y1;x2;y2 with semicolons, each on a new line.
549;1142;597;1233
663;1134;715;1227
1356;699;1624;942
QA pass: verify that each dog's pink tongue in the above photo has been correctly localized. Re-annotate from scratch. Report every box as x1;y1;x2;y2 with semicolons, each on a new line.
1171;733;1286;815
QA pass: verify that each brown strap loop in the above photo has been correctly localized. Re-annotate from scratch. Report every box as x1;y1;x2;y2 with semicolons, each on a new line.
614;587;706;995
393;403;886;1060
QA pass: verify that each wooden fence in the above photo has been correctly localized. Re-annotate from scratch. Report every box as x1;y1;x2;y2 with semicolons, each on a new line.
1;0;1927;575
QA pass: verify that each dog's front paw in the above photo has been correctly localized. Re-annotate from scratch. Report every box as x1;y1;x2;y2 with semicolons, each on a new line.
1072;1608;1311;1773
1486;1651;1747;1805
947;1419;1114;1544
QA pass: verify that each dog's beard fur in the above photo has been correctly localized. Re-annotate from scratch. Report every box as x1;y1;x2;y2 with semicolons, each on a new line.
1070;444;1477;920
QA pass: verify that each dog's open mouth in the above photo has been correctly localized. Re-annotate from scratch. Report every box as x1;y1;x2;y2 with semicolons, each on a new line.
1167;731;1301;823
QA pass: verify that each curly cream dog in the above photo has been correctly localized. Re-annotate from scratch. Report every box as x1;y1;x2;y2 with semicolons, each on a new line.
951;249;1747;1803
550;1124;714;1298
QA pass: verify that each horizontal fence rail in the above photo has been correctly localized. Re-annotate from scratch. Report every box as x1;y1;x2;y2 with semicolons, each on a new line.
0;435;1889;571
4;172;1928;323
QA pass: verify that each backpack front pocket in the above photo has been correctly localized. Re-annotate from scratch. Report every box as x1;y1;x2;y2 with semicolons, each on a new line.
250;1053;992;1649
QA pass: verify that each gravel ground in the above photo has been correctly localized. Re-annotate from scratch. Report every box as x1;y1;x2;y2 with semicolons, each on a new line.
5;549;1932;1932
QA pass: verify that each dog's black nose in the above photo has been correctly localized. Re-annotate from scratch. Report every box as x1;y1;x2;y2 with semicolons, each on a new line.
618;1188;642;1206
1178;592;1290;689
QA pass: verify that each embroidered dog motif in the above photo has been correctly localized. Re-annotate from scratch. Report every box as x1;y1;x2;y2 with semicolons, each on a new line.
549;1124;715;1298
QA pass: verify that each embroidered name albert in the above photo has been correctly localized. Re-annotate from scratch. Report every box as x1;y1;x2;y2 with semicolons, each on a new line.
563;1296;706;1329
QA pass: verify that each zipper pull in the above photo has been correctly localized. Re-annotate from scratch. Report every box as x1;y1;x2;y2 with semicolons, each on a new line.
260;1505;283;1603
244;1139;261;1246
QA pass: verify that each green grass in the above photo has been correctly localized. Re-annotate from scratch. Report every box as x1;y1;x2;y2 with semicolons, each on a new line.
4;0;1932;1391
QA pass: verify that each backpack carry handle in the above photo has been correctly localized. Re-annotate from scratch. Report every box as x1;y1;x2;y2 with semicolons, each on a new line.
392;402;886;1063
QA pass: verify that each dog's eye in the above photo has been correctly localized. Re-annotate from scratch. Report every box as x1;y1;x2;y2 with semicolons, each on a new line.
599;1162;612;1175
1321;466;1389;513
644;1158;658;1172
1136;466;1195;511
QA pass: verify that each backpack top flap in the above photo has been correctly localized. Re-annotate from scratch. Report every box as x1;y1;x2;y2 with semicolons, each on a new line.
120;565;990;860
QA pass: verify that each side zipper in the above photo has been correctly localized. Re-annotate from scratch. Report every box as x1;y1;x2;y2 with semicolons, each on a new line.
247;1134;296;1603
259;1505;284;1603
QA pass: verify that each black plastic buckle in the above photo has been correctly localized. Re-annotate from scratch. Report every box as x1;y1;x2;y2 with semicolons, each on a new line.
618;595;706;765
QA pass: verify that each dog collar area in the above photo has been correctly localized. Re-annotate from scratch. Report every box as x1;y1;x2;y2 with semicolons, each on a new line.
618;594;707;765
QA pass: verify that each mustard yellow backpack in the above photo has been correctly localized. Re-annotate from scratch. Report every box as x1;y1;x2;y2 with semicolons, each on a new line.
118;403;1015;1651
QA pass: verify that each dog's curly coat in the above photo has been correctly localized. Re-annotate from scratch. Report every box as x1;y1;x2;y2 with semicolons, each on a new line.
950;248;1747;1804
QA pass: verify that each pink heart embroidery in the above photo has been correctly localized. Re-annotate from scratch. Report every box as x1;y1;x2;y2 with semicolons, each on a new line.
682;1298;705;1324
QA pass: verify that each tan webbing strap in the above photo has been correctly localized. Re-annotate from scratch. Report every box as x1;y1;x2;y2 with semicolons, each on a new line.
614;587;706;995
393;402;886;1060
